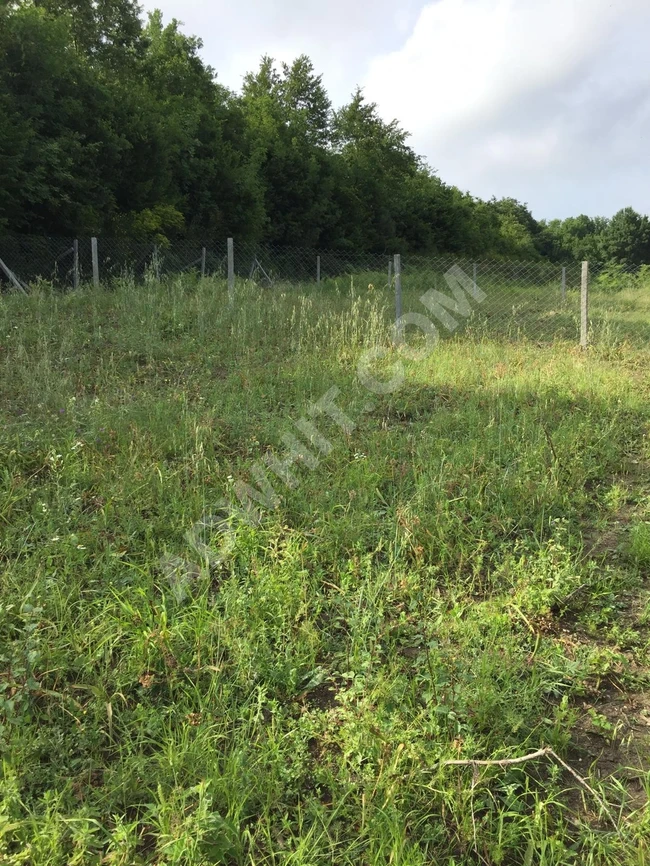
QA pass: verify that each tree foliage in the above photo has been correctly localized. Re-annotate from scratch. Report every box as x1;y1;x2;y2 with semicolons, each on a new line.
1;1;648;265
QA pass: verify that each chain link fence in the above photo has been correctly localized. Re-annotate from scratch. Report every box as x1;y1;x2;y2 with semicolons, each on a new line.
1;235;648;346
0;236;231;288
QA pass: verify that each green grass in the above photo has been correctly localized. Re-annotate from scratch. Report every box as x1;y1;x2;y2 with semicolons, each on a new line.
1;272;650;864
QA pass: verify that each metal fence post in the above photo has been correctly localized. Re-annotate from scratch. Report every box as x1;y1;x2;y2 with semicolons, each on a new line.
473;262;478;295
394;253;402;344
317;255;321;285
388;258;393;287
581;261;589;348
561;266;566;302
201;247;207;279
227;238;235;303
91;237;100;288
73;239;79;290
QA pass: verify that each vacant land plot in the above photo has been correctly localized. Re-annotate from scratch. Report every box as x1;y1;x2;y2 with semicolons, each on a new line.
1;274;649;864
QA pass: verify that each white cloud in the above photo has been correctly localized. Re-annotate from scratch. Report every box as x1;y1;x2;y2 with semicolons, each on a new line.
363;0;650;217
364;0;636;139
483;128;561;170
141;0;424;105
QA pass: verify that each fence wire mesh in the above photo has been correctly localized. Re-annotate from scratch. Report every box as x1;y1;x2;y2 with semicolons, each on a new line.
1;236;648;346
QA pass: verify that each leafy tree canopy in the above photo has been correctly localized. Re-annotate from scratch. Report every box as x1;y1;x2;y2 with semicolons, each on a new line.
1;1;648;266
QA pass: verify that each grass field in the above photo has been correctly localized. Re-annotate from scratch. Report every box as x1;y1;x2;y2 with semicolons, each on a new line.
1;272;650;864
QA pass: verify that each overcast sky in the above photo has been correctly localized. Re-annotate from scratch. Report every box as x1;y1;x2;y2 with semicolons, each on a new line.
141;0;650;221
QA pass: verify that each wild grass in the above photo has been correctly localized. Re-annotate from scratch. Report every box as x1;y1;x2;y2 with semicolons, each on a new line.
0;272;649;864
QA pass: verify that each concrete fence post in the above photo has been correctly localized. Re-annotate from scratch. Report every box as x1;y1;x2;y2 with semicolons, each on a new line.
91;237;100;289
394;253;402;344
581;261;589;348
227;238;235;304
73;239;80;290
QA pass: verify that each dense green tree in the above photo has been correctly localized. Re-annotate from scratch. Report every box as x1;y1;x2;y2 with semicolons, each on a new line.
31;0;144;65
241;56;336;246
479;198;541;259
129;12;263;240
0;75;33;233
330;88;421;251
600;208;650;268
539;215;606;262
1;2;649;266
0;3;124;233
0;2;263;240
279;55;331;149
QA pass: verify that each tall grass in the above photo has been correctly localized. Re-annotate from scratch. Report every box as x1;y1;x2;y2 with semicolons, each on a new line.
0;274;649;864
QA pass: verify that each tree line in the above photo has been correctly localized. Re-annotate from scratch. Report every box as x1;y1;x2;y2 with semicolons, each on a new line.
2;0;649;266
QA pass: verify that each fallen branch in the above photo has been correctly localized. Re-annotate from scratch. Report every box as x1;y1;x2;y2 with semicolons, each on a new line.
442;747;617;829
